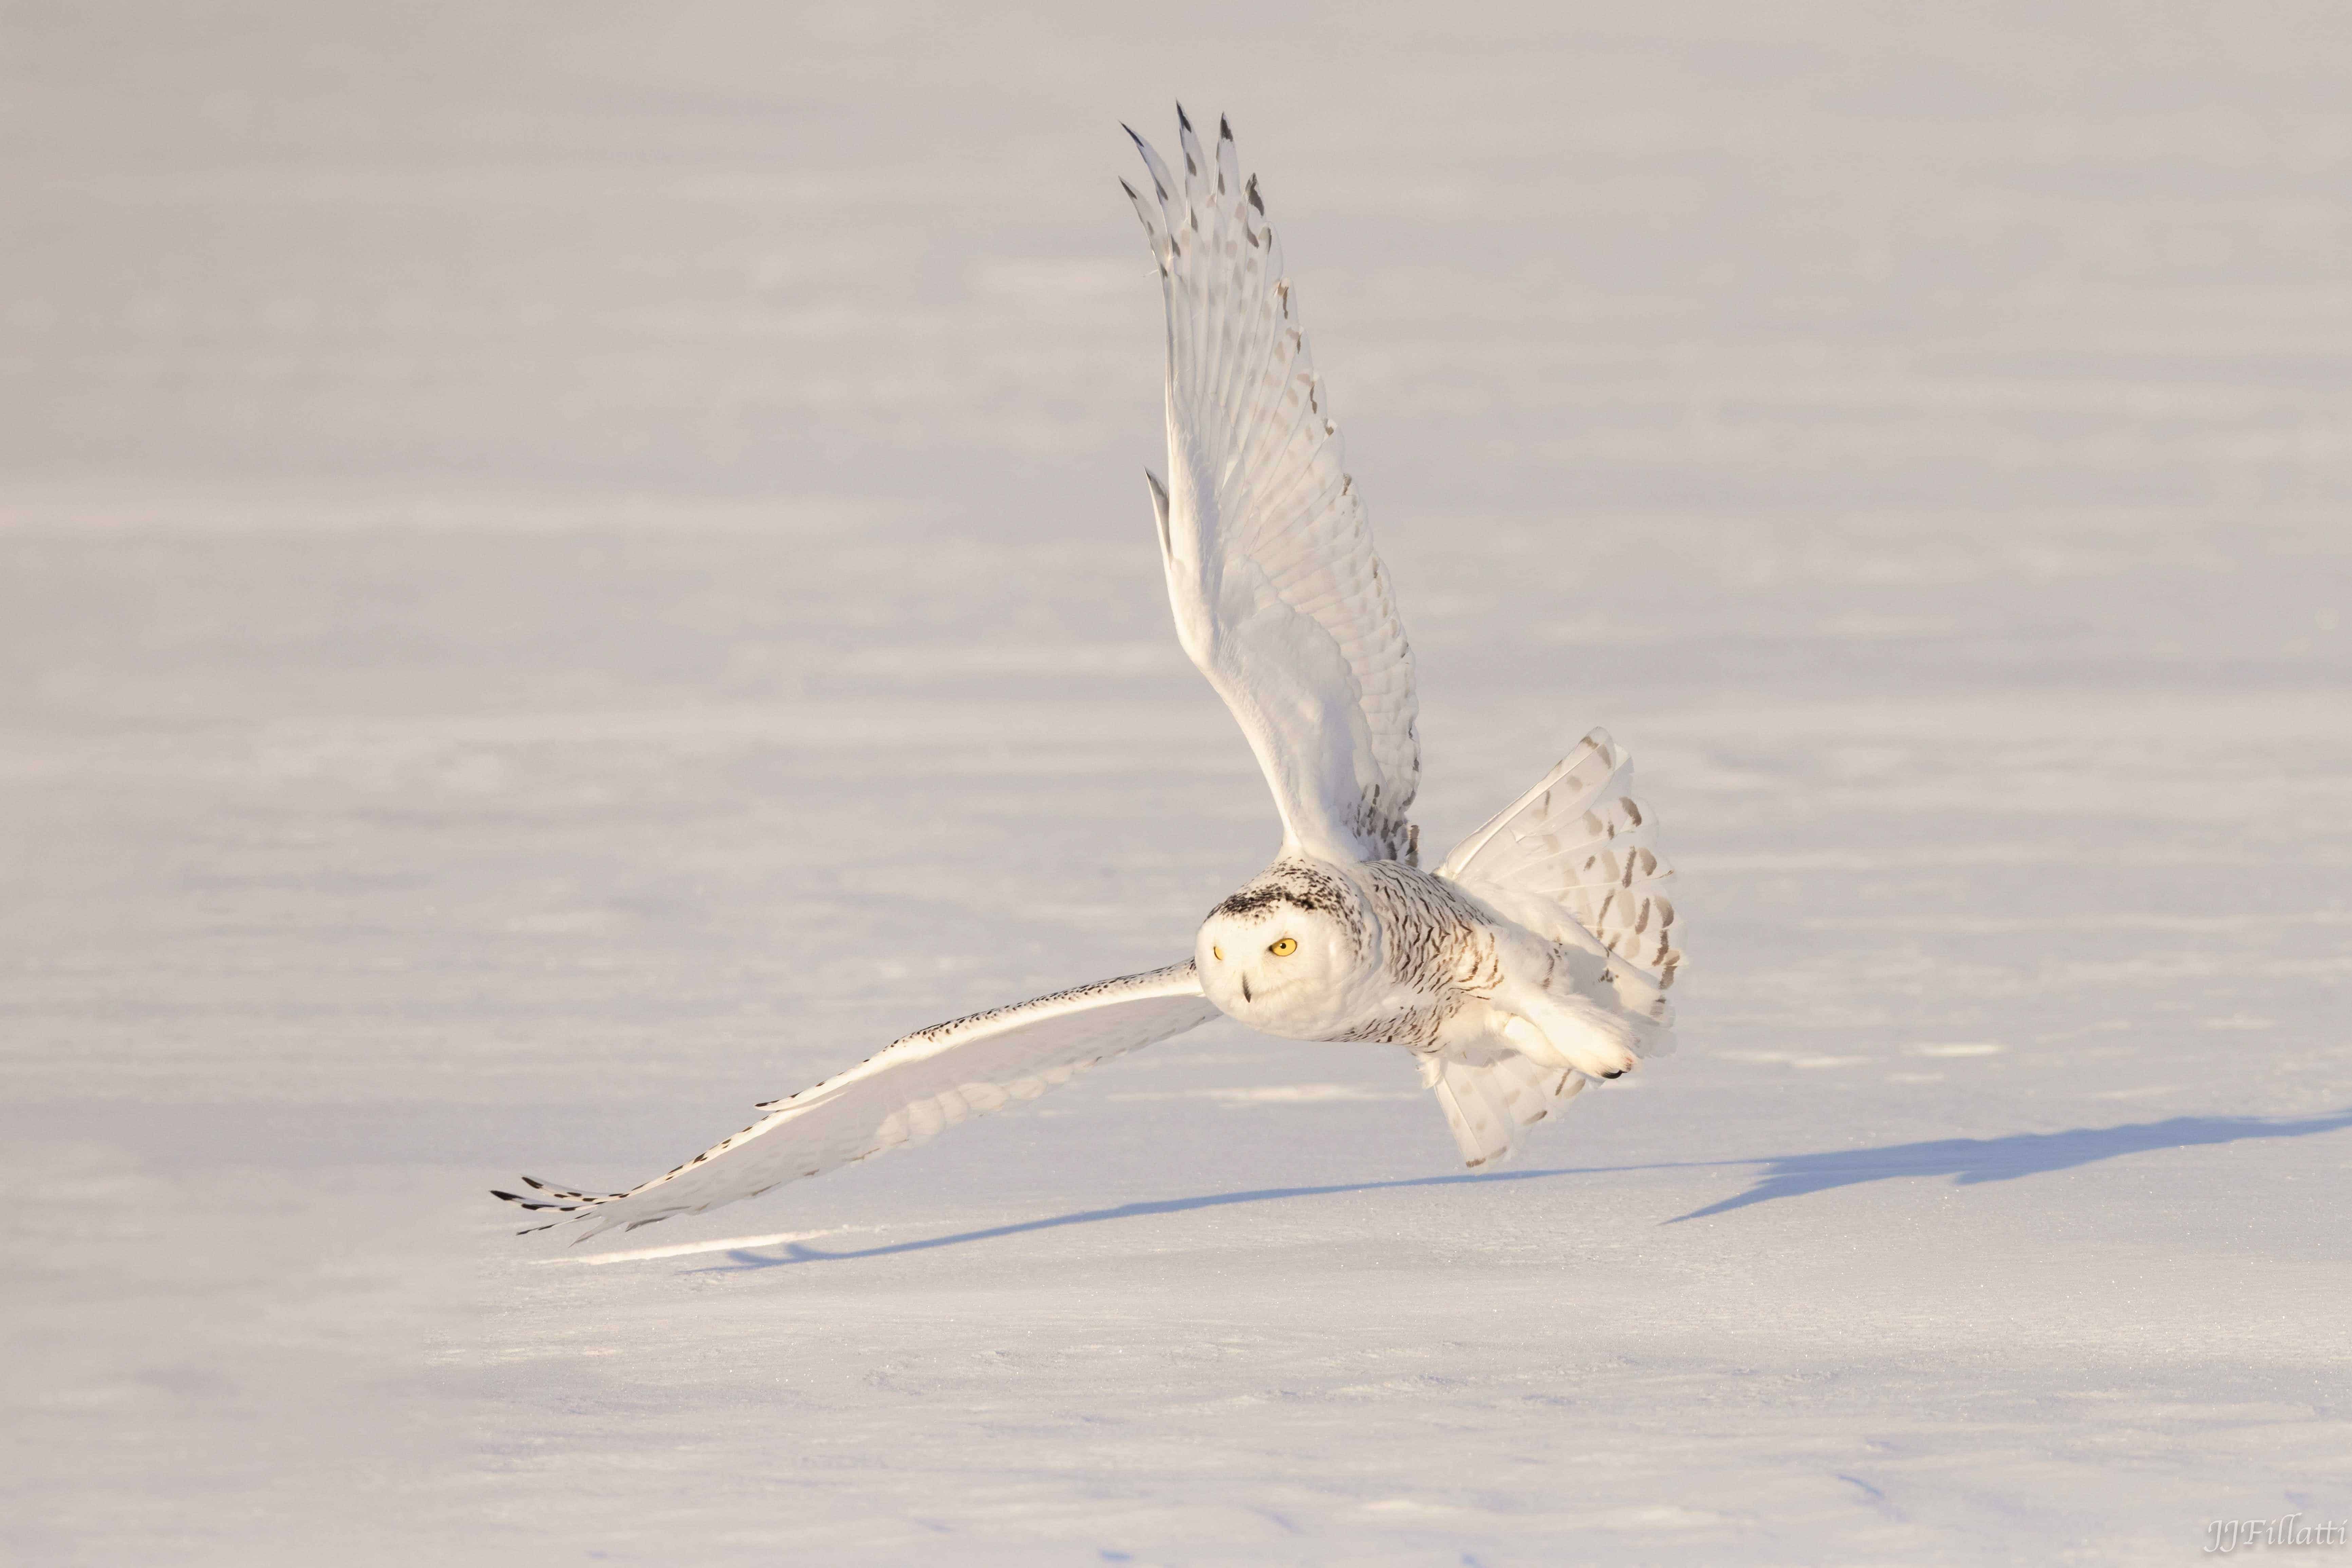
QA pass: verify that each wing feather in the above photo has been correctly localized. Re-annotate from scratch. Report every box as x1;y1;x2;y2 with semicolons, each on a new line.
496;963;1217;1241
1128;111;1420;864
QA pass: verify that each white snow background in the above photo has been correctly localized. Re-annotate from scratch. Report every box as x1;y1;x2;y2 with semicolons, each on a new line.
4;4;2348;1563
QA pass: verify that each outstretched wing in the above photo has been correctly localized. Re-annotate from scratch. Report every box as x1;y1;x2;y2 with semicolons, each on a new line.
1126;110;1420;865
497;963;1217;1241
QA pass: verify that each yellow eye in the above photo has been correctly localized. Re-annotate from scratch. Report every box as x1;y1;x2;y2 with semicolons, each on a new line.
1211;944;1224;961
1269;937;1297;957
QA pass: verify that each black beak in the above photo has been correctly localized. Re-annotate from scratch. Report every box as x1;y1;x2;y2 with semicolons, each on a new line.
1240;976;1252;1002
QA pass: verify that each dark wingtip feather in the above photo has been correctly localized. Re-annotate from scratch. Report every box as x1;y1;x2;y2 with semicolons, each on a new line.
1219;115;1233;142
1176;102;1192;132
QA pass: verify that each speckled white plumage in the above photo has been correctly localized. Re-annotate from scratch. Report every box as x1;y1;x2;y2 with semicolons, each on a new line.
1126;110;1419;866
498;111;1681;1240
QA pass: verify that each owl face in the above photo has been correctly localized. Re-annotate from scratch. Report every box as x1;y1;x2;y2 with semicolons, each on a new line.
1194;864;1369;1038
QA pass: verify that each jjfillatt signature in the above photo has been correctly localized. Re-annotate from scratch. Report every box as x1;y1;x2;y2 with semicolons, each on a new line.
2205;1514;2350;1554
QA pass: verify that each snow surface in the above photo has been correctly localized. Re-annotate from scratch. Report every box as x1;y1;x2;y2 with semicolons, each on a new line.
4;5;2349;1563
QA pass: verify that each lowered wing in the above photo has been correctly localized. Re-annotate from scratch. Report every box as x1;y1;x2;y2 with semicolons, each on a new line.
498;962;1218;1241
1126;110;1421;865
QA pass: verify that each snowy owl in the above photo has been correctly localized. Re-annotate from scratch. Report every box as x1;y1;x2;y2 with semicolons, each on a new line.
499;111;1682;1239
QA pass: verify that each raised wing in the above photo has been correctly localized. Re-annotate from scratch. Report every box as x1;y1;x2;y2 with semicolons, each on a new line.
1125;110;1420;865
497;963;1217;1241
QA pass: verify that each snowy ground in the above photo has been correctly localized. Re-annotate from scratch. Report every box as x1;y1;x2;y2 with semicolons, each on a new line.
4;5;2349;1563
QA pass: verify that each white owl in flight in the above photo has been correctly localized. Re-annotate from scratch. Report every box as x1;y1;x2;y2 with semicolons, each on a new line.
499;111;1682;1240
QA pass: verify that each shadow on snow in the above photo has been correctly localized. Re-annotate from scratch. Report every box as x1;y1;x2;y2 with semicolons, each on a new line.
691;1109;2352;1271
1662;1109;2352;1223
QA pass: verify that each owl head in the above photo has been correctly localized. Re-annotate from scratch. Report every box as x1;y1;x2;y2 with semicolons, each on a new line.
1194;860;1370;1038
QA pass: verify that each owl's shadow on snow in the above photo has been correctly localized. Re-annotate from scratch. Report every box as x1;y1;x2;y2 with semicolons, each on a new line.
1662;1109;2352;1222
696;1109;2352;1271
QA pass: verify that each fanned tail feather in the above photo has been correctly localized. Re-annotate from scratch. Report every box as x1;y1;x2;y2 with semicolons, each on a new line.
1420;1046;1587;1168
1440;728;1683;1032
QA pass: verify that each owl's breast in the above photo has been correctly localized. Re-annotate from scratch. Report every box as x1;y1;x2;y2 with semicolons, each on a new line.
1359;861;1502;993
1292;861;1495;1046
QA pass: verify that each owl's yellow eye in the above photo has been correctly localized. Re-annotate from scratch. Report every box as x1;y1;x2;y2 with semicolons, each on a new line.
1211;944;1224;961
1269;937;1297;957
